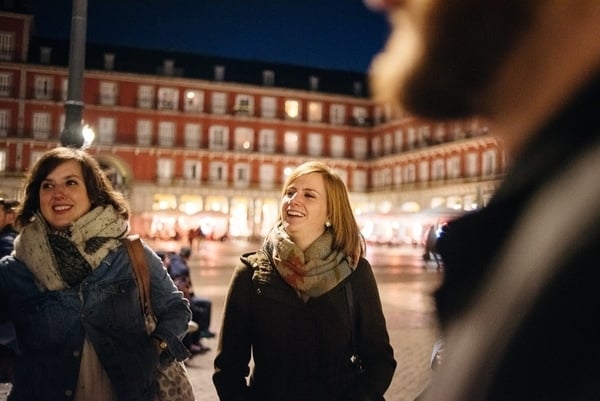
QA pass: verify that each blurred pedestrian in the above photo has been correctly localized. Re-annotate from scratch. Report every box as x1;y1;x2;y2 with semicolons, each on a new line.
0;147;192;400
0;198;19;258
167;246;215;355
213;160;396;401
368;1;600;400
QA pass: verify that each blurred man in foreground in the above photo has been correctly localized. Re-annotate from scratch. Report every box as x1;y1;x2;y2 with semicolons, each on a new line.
367;1;600;400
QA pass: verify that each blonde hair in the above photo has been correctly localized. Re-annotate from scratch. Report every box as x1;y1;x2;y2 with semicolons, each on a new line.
281;161;364;257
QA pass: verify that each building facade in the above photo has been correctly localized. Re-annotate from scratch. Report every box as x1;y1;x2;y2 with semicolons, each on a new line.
0;10;505;245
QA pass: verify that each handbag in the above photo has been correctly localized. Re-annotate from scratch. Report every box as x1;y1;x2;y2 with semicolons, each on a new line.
125;235;196;401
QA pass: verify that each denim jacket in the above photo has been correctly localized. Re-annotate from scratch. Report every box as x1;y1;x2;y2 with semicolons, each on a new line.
0;241;192;401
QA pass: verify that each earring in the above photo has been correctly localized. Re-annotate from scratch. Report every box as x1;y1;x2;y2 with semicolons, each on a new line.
325;221;332;228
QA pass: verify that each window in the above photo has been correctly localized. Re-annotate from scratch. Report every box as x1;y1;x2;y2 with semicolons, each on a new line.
234;127;253;151
284;100;300;120
393;166;402;186
0;72;13;97
99;81;117;105
259;164;275;189
372;136;382;157
330;104;345;125
209;162;228;183
0;110;9;137
34;75;53;100
352;170;367;192
136;120;153;146
138;85;154;108
0;32;15;61
211;92;227;114
263;70;275;86
0;149;5;172
419;160;430;182
307;133;323;157
61;78;68;101
352;106;368;126
394;129;403;152
261;97;276;118
157;158;174;183
406;127;416;149
404;164;416;183
158;121;175;147
32;112;51;140
465;152;478;177
234;95;254;116
259;129;275;153
233;163;250;187
307;102;322;123
184;90;204;113
183;160;201;182
284;131;299;155
482;149;498;177
330;135;345;158
432;159;445;181
209;125;229;150
353;137;368;160
383;133;393;155
97;117;116;145
446;155;461;179
157;88;178;111
184;123;201;148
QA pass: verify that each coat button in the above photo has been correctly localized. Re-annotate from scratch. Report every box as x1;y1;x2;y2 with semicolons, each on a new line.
256;288;262;295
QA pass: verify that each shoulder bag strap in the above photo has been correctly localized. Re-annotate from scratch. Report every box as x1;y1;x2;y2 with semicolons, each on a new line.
125;234;155;319
345;280;364;372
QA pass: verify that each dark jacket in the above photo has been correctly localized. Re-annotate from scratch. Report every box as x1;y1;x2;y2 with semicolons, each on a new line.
0;242;191;401
213;250;396;401
0;225;17;259
434;74;600;401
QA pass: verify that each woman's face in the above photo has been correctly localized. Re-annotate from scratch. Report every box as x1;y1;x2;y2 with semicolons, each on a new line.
281;172;329;250
39;160;92;230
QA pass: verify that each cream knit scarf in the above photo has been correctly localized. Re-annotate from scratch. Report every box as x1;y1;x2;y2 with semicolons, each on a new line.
265;222;358;299
13;205;129;291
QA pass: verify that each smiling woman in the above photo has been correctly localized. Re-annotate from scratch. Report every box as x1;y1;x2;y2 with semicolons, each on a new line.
213;161;396;401
0;146;193;401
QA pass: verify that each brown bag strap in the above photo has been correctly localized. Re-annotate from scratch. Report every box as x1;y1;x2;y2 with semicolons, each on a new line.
125;234;154;318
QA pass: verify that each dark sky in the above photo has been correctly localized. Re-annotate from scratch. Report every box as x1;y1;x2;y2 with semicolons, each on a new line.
23;0;391;73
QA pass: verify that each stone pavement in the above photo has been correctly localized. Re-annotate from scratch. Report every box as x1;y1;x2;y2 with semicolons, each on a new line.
0;243;441;401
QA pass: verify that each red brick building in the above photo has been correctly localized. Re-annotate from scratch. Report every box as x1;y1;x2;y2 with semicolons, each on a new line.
0;9;504;245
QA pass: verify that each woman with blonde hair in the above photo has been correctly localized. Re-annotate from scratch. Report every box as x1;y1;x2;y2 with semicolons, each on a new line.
214;160;396;401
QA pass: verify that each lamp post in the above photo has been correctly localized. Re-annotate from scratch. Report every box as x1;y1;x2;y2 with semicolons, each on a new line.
60;0;87;148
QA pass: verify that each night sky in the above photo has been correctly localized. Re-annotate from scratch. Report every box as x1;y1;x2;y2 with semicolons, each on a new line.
22;0;391;73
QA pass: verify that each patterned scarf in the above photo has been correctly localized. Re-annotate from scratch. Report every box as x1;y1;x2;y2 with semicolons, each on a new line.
13;205;129;291
265;222;358;299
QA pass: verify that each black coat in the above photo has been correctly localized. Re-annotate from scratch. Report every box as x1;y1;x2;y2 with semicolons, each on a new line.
434;74;600;401
213;251;396;401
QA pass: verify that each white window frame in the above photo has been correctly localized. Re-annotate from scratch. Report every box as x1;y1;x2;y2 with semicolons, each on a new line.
209;125;229;150
308;101;322;122
233;163;250;187
32;112;51;140
184;123;201;148
99;81;117;106
158;121;176;147
34;75;53;100
157;87;179;111
0;72;12;97
330;104;345;125
259;129;275;153
136;119;153;146
330;135;345;158
184;89;204;113
0;32;15;61
307;132;323;157
284;99;300;120
284;131;299;155
97;117;116;145
211;92;227;114
259;164;275;189
234;127;254;151
138;85;154;108
183;160;201;181
0;109;9;137
353;137;368;160
261;97;276;118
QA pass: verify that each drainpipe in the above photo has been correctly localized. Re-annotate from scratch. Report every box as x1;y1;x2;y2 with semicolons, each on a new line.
60;0;87;148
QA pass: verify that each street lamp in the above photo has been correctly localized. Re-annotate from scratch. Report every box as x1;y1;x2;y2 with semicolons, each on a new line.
60;0;87;148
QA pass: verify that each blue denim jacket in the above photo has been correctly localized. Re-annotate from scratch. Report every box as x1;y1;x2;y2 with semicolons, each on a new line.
0;241;192;401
